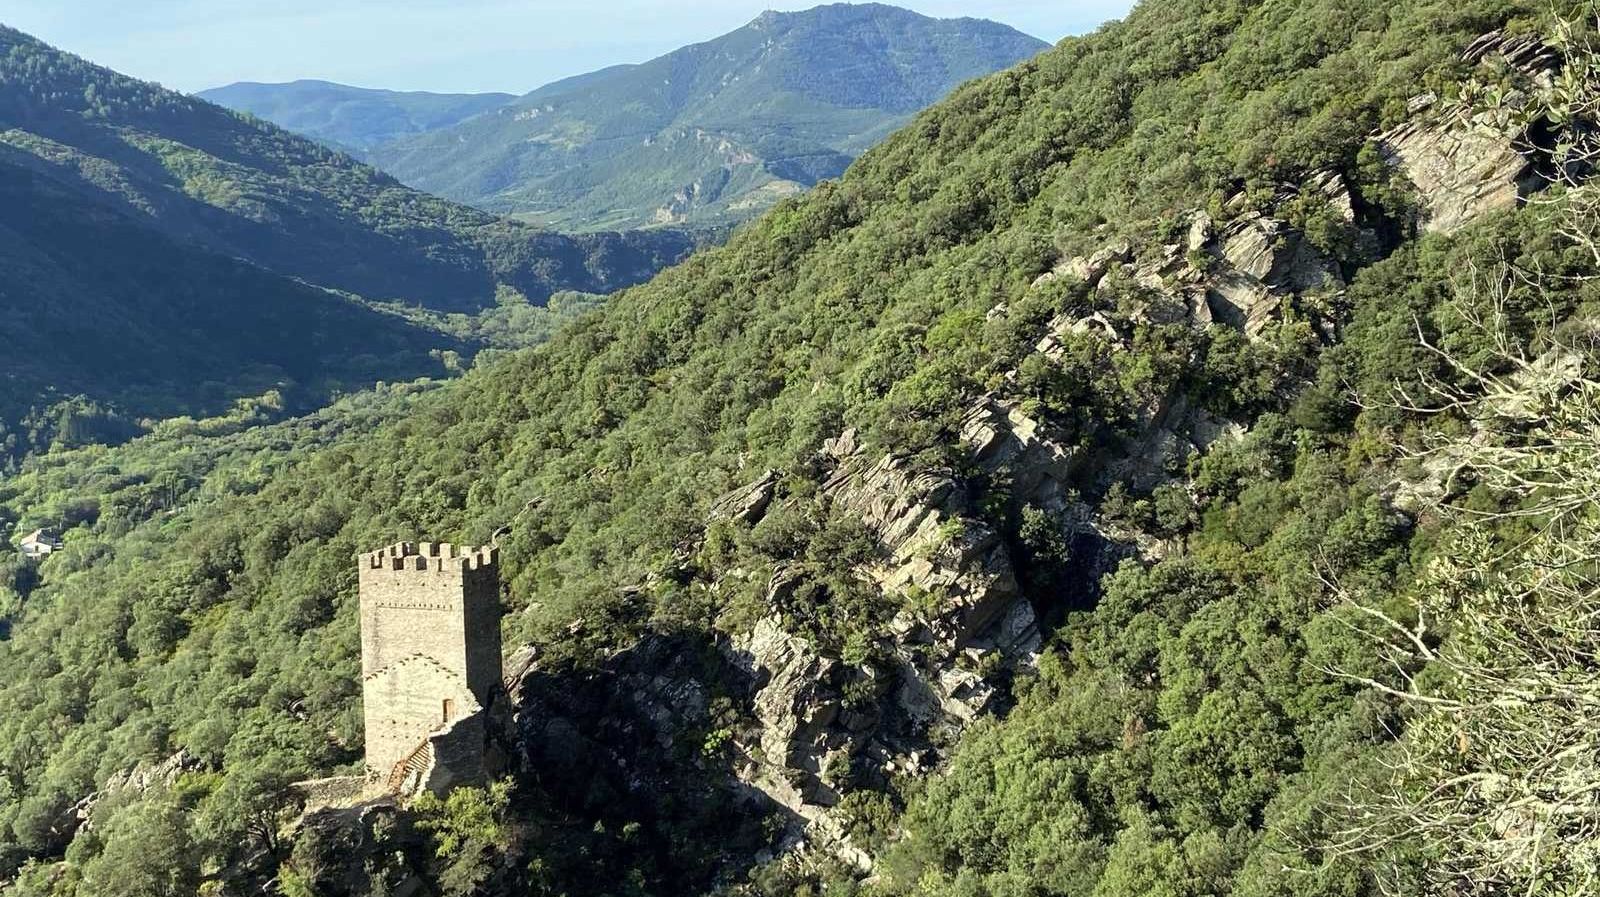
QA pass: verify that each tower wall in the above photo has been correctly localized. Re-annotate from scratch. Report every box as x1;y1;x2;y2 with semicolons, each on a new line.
358;542;502;783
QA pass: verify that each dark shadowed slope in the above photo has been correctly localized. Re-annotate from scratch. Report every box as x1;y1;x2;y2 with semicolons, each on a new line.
0;142;459;450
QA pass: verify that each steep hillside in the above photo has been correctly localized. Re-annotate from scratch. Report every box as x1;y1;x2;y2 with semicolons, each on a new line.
0;1;1588;896
0;25;701;312
368;3;1047;229
196;80;515;154
0;141;461;465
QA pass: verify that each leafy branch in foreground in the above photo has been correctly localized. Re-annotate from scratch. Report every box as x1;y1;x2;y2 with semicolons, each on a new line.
1315;10;1600;892
1325;333;1600;892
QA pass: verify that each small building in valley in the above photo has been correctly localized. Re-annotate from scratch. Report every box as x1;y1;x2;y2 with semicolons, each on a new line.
20;529;62;560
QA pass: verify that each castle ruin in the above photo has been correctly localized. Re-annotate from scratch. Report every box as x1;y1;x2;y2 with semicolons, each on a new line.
359;541;502;796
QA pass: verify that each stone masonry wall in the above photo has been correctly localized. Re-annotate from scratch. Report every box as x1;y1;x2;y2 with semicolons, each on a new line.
362;655;482;781
358;542;502;785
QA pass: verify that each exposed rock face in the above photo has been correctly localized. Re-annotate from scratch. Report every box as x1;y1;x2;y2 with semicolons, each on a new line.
1378;30;1558;235
729;617;855;832
962;397;1081;515
1042;194;1346;343
821;445;1032;657
714;399;1132;857
1103;392;1243;495
1205;211;1345;336
1379;118;1534;234
710;469;781;525
55;750;202;846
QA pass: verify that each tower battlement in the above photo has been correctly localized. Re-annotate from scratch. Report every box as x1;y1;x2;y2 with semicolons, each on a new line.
358;539;502;794
363;541;498;573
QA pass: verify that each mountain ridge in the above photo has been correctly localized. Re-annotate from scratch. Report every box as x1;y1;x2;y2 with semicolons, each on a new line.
195;80;516;154
0;23;703;461
0;24;702;312
364;2;1049;229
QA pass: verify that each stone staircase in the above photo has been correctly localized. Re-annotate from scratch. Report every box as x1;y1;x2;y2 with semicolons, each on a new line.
386;739;435;794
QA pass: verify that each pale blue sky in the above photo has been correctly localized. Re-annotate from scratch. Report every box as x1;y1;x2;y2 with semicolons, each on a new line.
2;1;1135;96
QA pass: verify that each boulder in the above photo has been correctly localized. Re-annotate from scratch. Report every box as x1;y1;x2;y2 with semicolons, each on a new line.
1379;118;1534;234
1032;238;1132;289
1186;211;1214;253
709;469;782;526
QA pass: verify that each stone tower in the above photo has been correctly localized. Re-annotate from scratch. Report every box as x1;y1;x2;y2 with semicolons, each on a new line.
359;542;502;794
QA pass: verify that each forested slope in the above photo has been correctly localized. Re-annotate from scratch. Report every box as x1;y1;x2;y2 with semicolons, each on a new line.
3;1;1595;896
0;25;703;466
0;24;701;312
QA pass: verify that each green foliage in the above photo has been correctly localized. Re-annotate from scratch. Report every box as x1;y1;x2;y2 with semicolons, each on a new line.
72;791;201;897
413;779;516;896
0;1;1573;895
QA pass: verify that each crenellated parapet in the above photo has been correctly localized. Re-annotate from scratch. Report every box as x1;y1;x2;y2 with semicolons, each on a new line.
363;541;499;573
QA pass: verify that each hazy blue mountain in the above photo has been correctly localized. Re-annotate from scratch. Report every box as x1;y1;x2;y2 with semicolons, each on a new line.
368;3;1049;230
197;80;515;153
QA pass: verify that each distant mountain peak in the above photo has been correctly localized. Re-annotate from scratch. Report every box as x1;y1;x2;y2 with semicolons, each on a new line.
364;2;1047;230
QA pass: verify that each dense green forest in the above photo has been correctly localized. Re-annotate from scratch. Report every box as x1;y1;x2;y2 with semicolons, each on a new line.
3;0;1598;895
366;4;1047;230
0;25;703;312
0;26;705;466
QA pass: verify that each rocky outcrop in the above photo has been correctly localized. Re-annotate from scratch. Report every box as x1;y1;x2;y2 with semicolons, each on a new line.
715;399;1121;857
728;617;859;842
701;344;1282;855
821;446;1032;657
961;397;1082;515
1379;30;1559;234
1101;391;1243;495
54;750;202;846
1039;188;1348;343
1031;238;1132;290
710;469;781;525
1035;31;1566;345
1379;117;1535;234
1207;212;1345;335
